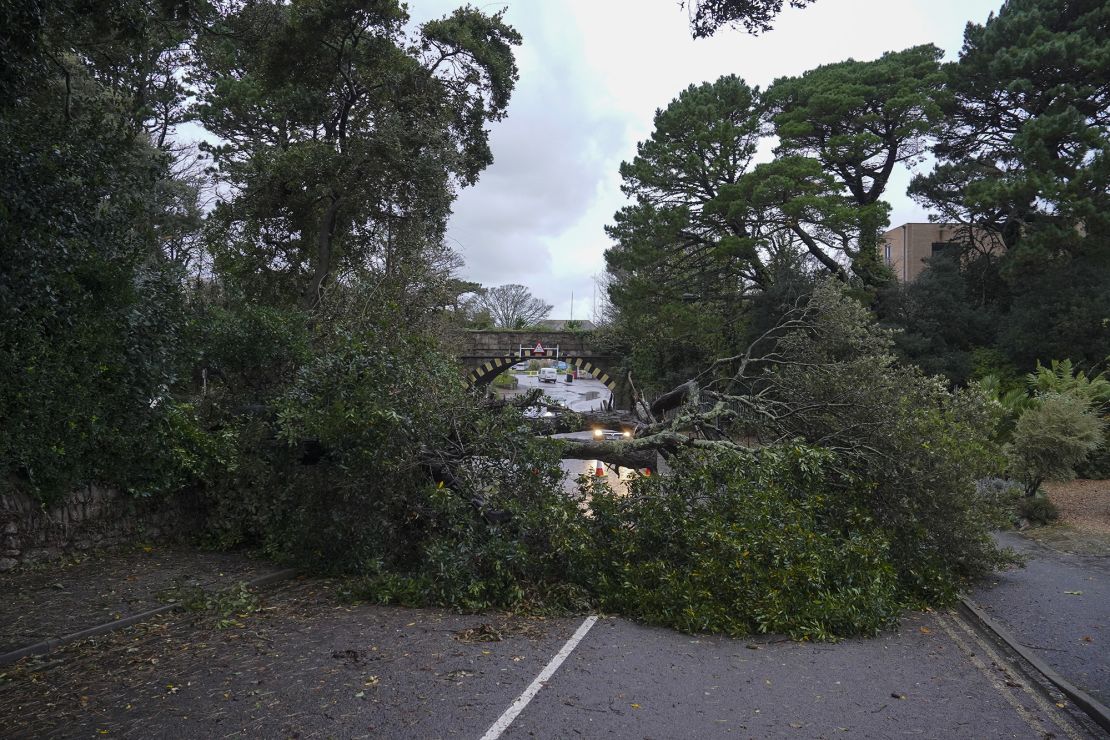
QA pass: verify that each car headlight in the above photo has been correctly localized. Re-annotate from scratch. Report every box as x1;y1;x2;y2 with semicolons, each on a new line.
622;430;631;438
593;428;603;438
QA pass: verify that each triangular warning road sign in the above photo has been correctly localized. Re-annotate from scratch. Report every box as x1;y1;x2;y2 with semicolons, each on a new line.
532;341;546;355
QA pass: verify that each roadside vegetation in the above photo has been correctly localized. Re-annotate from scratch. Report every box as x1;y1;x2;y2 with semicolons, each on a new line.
2;0;1106;639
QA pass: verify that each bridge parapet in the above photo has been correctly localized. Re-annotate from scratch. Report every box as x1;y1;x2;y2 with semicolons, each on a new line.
462;330;595;359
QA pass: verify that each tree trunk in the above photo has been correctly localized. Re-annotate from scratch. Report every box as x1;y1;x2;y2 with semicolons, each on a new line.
303;196;342;309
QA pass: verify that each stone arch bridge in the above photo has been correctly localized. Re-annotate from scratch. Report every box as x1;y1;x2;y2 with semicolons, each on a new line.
457;330;621;396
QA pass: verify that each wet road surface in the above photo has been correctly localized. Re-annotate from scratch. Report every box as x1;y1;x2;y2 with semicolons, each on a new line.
970;531;1110;706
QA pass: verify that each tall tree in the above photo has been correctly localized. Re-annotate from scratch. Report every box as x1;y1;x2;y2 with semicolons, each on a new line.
910;0;1110;368
195;0;520;310
477;284;552;329
604;76;770;390
757;45;943;286
912;0;1110;256
0;0;199;498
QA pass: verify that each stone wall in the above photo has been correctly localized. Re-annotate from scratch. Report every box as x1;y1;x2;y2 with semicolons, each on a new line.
0;485;206;571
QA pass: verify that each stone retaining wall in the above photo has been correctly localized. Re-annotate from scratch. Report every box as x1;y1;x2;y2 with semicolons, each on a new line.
0;486;205;571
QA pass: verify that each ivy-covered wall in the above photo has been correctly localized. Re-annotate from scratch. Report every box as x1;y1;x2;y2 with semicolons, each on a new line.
0;487;205;571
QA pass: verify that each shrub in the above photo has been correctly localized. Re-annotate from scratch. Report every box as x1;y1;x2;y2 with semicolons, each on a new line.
1006;393;1103;496
976;477;1023;501
0;83;191;502
490;372;518;390
1076;443;1110;480
1017;494;1059;526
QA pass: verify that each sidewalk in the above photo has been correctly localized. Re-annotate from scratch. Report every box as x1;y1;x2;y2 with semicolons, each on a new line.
969;530;1110;705
0;544;275;659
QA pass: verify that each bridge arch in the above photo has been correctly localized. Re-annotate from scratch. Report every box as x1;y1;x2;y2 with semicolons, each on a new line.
464;351;619;394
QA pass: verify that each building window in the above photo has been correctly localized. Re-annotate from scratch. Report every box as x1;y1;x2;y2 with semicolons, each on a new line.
884;244;892;265
931;242;956;257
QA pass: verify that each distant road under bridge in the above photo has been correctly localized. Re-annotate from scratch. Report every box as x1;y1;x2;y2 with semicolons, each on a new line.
457;330;621;395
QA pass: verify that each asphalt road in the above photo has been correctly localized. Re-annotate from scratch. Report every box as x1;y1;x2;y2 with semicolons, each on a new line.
501;611;1093;739
969;531;1110;706
1;577;1099;739
511;370;613;412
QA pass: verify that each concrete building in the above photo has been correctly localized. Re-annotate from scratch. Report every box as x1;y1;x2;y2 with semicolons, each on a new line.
880;222;1006;282
881;223;962;282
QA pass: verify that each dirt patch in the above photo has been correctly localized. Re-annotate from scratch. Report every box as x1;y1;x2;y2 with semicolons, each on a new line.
1043;479;1110;534
1020;479;1110;555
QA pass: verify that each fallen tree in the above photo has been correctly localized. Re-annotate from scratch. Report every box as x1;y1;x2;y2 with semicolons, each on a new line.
557;282;1013;601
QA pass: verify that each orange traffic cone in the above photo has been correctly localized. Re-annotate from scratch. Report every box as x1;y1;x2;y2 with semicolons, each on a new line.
595;461;605;477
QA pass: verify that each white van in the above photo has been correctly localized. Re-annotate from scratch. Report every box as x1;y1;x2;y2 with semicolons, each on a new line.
538;367;559;384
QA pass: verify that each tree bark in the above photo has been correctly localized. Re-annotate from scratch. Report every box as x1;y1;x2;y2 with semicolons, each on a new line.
304;196;342;309
555;439;658;470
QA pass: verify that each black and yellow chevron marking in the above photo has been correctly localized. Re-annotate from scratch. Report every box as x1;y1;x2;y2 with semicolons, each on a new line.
569;357;617;391
465;355;516;387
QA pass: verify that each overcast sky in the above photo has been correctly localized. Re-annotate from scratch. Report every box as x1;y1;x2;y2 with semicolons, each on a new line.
408;0;1006;320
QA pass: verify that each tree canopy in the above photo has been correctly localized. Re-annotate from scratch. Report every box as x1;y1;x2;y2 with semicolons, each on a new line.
197;0;520;309
475;284;553;329
683;0;818;37
908;0;1110;371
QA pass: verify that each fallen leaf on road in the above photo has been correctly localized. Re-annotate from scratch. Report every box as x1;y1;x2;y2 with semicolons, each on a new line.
1082;636;1093;642
1064;591;1082;595
789;722;803;728
455;624;503;643
891;693;906;700
630;703;641;709
919;627;931;634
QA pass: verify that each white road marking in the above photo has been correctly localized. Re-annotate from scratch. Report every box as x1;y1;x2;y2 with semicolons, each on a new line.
479;615;598;740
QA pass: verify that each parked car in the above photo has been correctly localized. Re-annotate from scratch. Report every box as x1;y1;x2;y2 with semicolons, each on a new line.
538;367;559;383
512;362;529;371
593;428;631;440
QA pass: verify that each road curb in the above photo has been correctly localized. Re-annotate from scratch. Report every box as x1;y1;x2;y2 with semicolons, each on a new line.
957;596;1110;735
0;567;299;667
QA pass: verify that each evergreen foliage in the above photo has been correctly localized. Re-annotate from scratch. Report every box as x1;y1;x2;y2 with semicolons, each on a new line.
1006;393;1103;496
